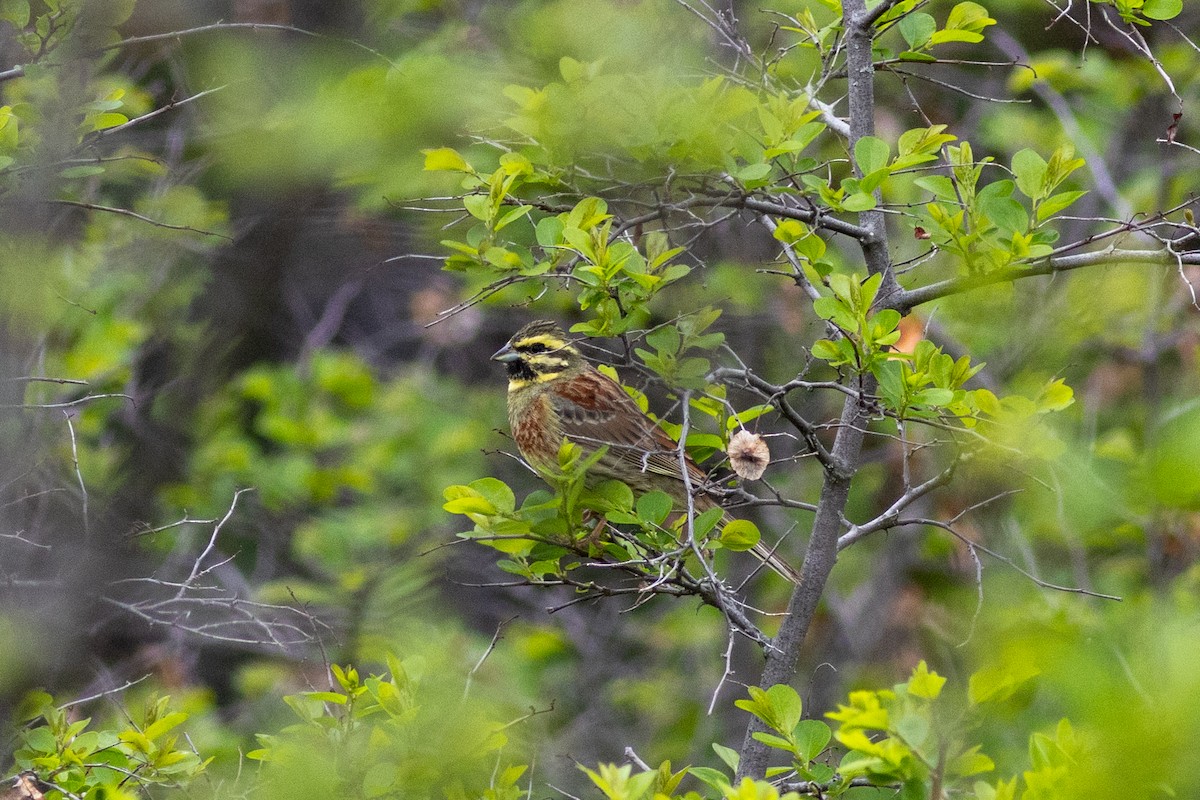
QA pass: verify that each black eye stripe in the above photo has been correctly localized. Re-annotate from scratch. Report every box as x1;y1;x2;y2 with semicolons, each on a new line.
525;342;550;353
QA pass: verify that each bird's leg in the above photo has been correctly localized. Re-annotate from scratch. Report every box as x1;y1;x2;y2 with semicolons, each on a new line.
580;510;609;552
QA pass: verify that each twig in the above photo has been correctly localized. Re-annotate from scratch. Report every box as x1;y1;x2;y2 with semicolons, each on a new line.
463;616;517;700
49;200;231;240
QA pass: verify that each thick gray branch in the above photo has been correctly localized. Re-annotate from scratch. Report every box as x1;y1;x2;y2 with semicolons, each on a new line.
737;2;888;781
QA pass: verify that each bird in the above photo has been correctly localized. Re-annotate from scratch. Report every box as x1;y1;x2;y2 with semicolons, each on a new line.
491;319;801;584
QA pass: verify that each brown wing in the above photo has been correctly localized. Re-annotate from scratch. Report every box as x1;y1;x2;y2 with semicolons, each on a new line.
546;366;709;488
550;367;803;584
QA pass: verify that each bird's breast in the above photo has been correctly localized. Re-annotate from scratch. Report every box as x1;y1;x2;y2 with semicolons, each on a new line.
509;390;563;474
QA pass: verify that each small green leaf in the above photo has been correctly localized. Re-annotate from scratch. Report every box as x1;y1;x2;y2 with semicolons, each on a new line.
422;147;472;173
719;519;760;551
794;720;832;762
897;12;936;49
1037;378;1074;412
915;388;955;406
443;495;496;515
712;743;740;772
772;219;809;244
688;767;731;792
1036;190;1087;221
143;711;188;741
913;175;958;201
1011;148;1048;199
60;165;106;178
765;684;802;734
471;477;515;513
737;162;773;183
969;661;1040;704
636;491;674;525
495;204;532;231
752;732;795;751
854;136;890;176
1142;0;1181;19
907;660;947;699
842;192;877;212
1;0;31;27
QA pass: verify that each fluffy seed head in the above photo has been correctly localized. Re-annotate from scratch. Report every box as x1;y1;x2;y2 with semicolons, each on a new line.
727;430;770;481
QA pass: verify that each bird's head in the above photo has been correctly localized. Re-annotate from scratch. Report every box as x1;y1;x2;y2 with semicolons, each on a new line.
491;320;584;389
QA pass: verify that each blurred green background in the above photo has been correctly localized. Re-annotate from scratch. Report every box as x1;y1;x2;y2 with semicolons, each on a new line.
1;0;1199;797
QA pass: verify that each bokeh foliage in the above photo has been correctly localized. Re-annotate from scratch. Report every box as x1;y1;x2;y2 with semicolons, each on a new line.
1;0;1199;798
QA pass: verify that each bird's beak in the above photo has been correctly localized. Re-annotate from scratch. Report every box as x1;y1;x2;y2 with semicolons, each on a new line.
491;343;521;362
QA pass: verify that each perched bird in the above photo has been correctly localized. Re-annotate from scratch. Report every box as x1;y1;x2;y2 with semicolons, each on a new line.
491;320;801;584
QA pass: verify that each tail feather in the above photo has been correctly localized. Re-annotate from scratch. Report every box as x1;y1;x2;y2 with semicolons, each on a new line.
750;540;803;585
715;509;802;585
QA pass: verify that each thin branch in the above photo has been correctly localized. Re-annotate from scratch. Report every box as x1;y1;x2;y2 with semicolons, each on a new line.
49;200;231;240
917;517;1121;601
463;616;517;700
892;248;1200;312
58;675;152;709
96;21;395;67
90;85;226;139
63;412;89;540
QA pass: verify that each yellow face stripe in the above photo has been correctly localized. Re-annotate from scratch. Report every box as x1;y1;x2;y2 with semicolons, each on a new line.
507;370;566;391
512;333;575;353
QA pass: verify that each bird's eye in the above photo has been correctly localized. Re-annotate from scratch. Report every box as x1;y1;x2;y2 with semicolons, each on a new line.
525;342;550;354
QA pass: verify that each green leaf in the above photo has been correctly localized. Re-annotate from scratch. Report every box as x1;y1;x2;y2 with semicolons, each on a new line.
536;215;564;247
688;767;732;792
60;165;106;178
1036;190;1087;221
915;388;955;406
143;711;188;741
898;12;936;50
945;1;996;33
690;506;726;538
928;29;983;45
979;192;1028;234
854;136;890;176
1011;149;1048;199
737;162;773;183
765;684;803;734
0;0;30;27
495;204;532;231
969;661;1040;705
811;339;846;363
587;479;634;511
951;745;996;777
712;743;739;772
906;661;947;699
842;192;877;212
794;719;832;762
772;219;809;244
636;491;674;525
913;175;958;201
752;732;795;751
462;193;491;222
559;56;585;83
422;147;472;173
719;519;760;551
470;477;515;513
646;325;681;355
1036;378;1074;412
443;495;496;515
1142;0;1182;19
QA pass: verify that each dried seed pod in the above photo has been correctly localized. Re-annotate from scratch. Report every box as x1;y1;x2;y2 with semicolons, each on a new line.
727;430;770;481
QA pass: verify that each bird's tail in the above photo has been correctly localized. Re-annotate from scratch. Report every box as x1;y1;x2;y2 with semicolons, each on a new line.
749;539;803;585
715;510;802;585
